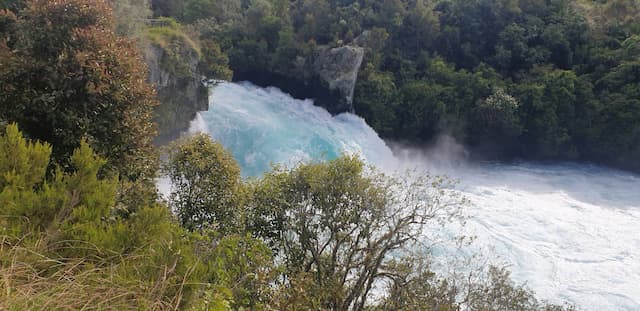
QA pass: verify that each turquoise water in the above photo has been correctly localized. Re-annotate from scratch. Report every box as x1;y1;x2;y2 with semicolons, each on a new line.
189;82;640;310
190;82;395;177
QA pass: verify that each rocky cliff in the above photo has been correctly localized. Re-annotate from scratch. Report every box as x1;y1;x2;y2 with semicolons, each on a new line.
234;44;365;114
308;45;364;113
143;41;208;144
143;39;364;143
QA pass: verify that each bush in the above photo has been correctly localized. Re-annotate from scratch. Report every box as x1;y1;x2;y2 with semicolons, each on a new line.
163;134;242;233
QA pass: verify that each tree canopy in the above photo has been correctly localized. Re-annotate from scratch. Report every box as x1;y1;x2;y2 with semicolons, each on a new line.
0;0;158;182
148;0;640;171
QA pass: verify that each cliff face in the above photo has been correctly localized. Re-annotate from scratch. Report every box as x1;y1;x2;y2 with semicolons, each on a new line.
143;40;364;144
309;45;364;114
144;42;208;144
233;44;365;115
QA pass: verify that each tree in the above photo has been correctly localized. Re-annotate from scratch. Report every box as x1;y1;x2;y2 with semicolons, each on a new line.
468;87;523;154
0;123;52;235
397;81;448;140
353;66;398;137
200;39;233;80
194;233;275;310
376;255;458;310
163;134;242;232
465;266;578;311
150;0;183;17
392;0;439;59
377;257;577;311
292;0;333;44
514;68;588;158
249;155;465;310
0;0;158;183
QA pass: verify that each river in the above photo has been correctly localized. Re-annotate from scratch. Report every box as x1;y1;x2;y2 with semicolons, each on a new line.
189;82;640;310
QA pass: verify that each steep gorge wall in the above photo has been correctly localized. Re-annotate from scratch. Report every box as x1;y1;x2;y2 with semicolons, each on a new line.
143;41;208;144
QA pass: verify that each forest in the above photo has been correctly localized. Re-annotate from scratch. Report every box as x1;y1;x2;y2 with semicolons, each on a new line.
147;0;640;170
0;0;636;309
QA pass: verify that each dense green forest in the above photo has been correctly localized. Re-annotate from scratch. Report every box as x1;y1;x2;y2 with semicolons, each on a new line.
0;0;632;309
144;0;639;170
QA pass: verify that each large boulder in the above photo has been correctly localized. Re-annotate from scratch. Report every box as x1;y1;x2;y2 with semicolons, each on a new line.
309;45;364;113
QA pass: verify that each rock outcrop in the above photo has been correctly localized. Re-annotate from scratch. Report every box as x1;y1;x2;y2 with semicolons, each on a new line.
309;45;364;113
233;44;365;115
143;42;208;144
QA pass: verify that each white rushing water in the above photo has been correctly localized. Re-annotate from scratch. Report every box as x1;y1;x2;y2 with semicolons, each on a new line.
190;82;640;310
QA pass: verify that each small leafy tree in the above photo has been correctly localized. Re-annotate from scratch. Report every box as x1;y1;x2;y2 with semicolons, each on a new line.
376;255;458;310
0;123;53;236
163;134;242;232
468;87;523;152
1;122;136;256
193;232;275;310
249;155;465;310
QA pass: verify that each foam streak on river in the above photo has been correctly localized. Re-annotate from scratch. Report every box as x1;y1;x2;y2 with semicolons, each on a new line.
189;82;640;310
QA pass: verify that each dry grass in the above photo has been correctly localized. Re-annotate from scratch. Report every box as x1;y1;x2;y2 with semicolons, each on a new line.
0;235;191;311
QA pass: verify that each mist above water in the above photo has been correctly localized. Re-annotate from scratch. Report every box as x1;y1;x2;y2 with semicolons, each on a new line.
190;82;640;310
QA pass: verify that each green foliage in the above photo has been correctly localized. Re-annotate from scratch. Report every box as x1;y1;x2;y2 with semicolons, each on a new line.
468;88;523;149
465;266;577;311
0;0;158;183
164;134;242;233
0;0;24;11
181;0;236;24
2;0;630;308
151;0;242;24
0;123;51;190
194;233;275;310
377;256;458;310
377;256;577;311
249;155;465;310
200;39;233;80
228;37;270;72
145;17;201;80
1;123;127;256
0;123;53;236
397;80;448;139
0;124;278;310
149;0;640;170
354;66;398;137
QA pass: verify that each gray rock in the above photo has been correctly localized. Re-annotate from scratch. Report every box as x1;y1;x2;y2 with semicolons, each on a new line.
309;45;364;113
235;44;365;114
143;42;208;144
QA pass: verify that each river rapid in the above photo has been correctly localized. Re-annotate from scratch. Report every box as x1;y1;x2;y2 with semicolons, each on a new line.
189;82;640;310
